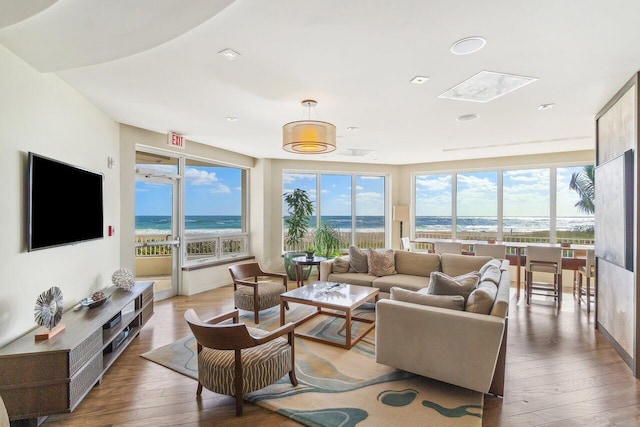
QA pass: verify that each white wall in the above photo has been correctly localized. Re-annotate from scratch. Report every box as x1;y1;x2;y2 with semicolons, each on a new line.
0;45;121;347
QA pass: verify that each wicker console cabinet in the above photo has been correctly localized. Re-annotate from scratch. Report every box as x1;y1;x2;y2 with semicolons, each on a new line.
0;281;154;425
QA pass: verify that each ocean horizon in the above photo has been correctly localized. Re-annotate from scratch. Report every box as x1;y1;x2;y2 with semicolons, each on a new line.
135;215;594;235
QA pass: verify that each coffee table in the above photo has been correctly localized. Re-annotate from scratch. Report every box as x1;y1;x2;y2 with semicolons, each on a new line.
280;282;378;350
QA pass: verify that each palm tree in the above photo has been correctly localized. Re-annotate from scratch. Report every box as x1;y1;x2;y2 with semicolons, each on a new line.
569;165;595;214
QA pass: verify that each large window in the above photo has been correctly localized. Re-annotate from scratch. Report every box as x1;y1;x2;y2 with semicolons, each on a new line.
457;171;498;241
413;165;594;245
283;172;387;251
183;159;248;263
503;168;550;242
556;166;595;243
415;173;453;240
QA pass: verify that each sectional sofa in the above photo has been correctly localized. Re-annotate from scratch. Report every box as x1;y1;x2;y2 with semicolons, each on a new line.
319;249;510;395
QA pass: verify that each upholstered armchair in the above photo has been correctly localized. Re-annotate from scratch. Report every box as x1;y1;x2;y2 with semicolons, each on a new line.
184;308;298;416
229;262;288;324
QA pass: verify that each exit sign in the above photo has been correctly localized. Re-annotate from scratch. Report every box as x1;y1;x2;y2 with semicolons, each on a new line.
167;132;185;149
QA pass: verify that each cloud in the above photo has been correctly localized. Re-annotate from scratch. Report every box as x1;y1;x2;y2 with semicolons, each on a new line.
209;184;231;194
415;175;451;191
360;176;382;180
283;173;316;184
185;168;218;185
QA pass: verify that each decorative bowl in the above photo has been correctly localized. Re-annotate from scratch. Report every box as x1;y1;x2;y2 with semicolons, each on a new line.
80;294;111;309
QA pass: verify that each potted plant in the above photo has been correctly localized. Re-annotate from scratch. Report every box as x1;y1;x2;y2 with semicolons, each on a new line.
283;188;314;280
304;244;316;260
314;222;343;258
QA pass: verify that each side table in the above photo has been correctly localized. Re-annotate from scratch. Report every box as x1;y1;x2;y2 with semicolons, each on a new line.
292;255;326;287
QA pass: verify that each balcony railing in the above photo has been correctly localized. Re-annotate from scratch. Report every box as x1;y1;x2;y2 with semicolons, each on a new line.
135;233;249;262
282;231;385;253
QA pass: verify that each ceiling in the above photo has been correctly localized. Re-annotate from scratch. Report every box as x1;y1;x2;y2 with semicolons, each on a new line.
2;0;639;165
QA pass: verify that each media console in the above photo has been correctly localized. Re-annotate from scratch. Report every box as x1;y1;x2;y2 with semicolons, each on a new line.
0;281;154;425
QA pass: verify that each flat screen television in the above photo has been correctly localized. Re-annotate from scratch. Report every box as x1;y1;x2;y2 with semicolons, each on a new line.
28;152;104;251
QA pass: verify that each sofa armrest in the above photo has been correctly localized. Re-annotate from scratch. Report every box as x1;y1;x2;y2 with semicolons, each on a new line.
375;299;505;394
319;259;334;281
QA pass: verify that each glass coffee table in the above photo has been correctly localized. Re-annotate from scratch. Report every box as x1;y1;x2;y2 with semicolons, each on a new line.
280;282;378;350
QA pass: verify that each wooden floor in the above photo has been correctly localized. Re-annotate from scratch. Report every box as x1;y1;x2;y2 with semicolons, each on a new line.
43;284;640;427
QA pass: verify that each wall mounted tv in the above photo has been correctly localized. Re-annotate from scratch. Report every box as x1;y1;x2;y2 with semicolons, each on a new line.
28;152;104;251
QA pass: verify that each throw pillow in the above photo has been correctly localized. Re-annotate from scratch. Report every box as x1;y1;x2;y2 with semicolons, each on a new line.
332;256;350;273
367;248;397;277
466;281;499;314
479;259;501;276
348;245;368;273
480;264;502;285
426;271;480;303
391;287;465;311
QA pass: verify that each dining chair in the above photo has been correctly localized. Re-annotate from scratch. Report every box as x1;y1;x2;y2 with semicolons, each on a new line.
229;263;288;324
575;249;596;313
434;241;462;255
525;246;562;306
474;243;506;259
184;308;298;416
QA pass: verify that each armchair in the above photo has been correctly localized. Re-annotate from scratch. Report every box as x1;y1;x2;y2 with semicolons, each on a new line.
184;308;298;416
229;262;288;324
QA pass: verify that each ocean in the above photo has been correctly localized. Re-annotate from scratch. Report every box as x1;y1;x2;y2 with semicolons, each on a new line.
135;215;594;235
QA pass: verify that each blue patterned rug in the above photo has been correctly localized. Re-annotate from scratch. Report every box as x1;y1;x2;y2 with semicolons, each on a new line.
141;304;482;427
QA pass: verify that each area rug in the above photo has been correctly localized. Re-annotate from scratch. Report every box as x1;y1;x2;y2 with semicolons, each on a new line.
141;305;483;427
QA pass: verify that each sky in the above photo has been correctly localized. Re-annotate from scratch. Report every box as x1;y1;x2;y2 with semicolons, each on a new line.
283;173;385;216
135;164;242;216
415;166;592;218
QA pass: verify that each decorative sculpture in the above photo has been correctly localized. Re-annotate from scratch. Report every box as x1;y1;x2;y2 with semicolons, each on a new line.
112;268;135;291
34;286;65;340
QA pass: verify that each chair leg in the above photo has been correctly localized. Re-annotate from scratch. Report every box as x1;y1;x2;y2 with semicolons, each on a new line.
577;273;583;306
197;382;203;396
234;351;243;416
586;277;591;314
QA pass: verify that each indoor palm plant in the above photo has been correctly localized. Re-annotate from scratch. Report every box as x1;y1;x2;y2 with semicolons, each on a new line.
314;222;343;258
283;188;314;280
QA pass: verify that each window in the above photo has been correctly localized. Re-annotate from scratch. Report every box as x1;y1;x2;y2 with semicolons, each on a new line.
355;175;386;248
320;173;350;247
283;172;387;251
413;165;594;246
556;166;595;243
503;169;550;242
183;159;248;263
415;173;453;241
457;171;498;241
283;172;317;251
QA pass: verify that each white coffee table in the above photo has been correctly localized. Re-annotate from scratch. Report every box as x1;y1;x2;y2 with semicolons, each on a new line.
280;282;378;350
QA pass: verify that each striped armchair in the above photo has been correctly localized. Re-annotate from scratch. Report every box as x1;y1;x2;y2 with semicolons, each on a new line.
184;309;297;416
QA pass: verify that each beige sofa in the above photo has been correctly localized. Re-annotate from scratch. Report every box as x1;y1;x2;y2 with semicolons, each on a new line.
319;250;510;395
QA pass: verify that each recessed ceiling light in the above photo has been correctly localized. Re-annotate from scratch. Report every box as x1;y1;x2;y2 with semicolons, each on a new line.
347;127;359;131
410;76;430;84
538;103;555;111
218;48;240;61
450;37;486;55
457;114;479;122
439;71;537;103
226;116;238;122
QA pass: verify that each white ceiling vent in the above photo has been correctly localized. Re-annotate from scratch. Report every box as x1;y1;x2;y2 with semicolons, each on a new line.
340;149;374;157
439;71;537;103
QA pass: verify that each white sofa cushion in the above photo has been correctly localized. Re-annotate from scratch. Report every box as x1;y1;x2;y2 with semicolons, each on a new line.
371;274;429;293
426;271;480;303
441;253;492;277
348;246;369;273
394;250;441;277
391;287;465;311
466;280;499;314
